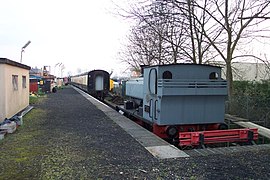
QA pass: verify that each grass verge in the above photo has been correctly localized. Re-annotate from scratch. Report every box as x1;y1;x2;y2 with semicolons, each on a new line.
0;104;47;179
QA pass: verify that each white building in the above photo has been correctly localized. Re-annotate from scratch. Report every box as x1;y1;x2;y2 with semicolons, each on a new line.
232;62;269;81
0;58;31;123
217;62;270;81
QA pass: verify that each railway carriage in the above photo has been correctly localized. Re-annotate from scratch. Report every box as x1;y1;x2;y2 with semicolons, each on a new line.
70;70;110;100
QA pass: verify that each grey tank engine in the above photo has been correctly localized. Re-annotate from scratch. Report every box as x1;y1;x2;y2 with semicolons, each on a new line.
125;64;227;126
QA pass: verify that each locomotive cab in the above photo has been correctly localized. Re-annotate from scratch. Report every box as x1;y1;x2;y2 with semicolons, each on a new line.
136;64;227;126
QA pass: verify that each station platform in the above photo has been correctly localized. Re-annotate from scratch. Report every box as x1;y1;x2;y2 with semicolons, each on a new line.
73;86;189;159
2;86;270;179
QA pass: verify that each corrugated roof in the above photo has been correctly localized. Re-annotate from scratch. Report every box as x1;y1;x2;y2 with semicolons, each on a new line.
30;75;42;80
0;58;31;70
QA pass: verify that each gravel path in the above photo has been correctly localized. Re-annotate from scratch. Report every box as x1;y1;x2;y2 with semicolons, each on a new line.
1;86;270;179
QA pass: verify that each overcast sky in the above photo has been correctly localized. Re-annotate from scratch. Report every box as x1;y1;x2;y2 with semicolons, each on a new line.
0;0;131;77
1;0;269;78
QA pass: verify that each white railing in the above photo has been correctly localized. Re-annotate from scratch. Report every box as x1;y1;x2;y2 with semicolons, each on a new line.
157;79;227;96
158;79;227;89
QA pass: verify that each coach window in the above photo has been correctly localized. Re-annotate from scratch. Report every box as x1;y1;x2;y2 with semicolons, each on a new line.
12;75;18;91
22;76;27;88
162;71;172;79
209;72;218;80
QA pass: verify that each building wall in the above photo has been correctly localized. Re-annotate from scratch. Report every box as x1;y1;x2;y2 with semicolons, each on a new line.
30;80;39;93
220;62;270;81
0;60;30;123
232;62;270;81
0;65;6;122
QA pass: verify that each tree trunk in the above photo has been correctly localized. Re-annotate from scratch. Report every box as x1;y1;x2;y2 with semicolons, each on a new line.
226;62;233;103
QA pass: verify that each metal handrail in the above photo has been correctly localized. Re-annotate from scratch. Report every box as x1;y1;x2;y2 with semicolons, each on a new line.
158;79;227;88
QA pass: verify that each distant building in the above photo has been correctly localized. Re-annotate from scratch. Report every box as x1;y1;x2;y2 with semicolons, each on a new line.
231;62;270;81
0;58;31;123
30;66;55;93
30;66;43;76
30;66;51;77
30;75;42;94
212;62;270;81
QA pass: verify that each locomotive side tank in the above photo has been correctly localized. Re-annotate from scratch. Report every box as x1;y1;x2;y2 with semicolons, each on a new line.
125;78;144;100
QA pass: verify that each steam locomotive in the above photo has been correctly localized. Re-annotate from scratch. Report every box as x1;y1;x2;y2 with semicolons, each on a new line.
117;64;258;147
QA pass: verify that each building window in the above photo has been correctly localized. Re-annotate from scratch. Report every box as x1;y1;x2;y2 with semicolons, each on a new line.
12;75;18;91
22;76;27;88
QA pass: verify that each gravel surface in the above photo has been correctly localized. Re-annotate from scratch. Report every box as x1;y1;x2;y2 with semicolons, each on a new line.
1;86;270;179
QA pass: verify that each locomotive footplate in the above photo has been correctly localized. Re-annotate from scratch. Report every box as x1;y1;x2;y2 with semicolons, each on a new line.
179;128;258;147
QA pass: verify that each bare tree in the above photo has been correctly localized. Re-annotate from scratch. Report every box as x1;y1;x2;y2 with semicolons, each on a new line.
171;0;217;64
118;0;176;70
119;24;162;73
117;0;192;67
168;0;270;100
117;0;270;101
191;0;270;101
125;0;217;65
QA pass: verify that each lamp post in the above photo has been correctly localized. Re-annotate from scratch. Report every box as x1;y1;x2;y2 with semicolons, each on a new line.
60;64;65;78
54;62;63;78
20;40;31;63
